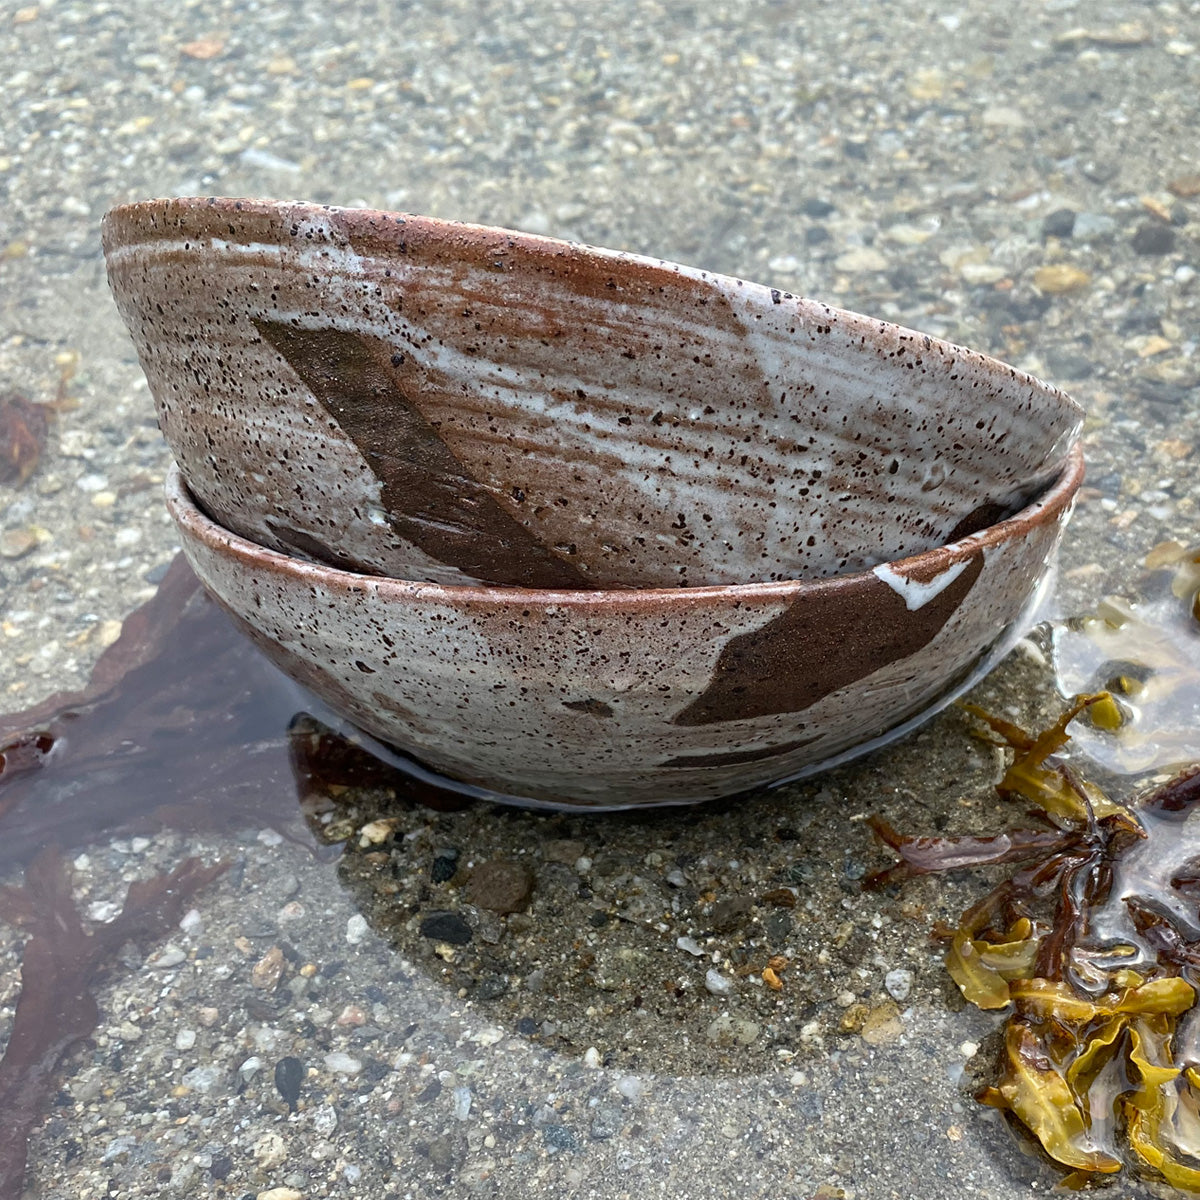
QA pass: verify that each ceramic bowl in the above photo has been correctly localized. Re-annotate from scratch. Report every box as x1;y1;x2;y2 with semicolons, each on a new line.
165;444;1084;809
107;198;1083;590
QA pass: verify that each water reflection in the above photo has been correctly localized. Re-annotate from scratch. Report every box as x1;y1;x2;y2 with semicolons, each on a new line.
1055;543;1200;774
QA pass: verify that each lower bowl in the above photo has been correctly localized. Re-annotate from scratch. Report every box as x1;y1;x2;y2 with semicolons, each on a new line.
166;446;1083;808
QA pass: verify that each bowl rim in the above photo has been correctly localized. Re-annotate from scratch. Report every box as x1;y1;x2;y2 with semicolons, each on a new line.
165;441;1084;610
104;195;1083;433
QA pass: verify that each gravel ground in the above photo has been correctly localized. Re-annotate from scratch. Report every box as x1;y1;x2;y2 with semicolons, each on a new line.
1;1;1199;1197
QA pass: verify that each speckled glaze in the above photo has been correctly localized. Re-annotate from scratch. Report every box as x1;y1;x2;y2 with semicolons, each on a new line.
107;198;1083;589
165;446;1083;808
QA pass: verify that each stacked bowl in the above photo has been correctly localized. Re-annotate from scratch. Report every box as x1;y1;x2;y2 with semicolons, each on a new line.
102;198;1084;809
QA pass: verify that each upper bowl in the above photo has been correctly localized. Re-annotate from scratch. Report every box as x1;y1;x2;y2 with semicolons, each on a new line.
105;197;1083;589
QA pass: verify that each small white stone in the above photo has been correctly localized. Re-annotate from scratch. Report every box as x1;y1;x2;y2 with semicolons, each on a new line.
179;908;204;936
312;1104;338;1135
148;943;187;970
884;968;914;1002
583;1046;602;1068
705;969;734;997
452;1085;472;1120
676;936;704;957
76;472;108;492
959;262;1007;285
323;1052;363;1076
175;1029;197;1051
834;246;888;273
616;1075;644;1102
239;1056;263;1081
87;900;120;923
981;105;1026;129
181;1065;222;1093
346;914;369;945
960;1040;980;1058
257;827;284;847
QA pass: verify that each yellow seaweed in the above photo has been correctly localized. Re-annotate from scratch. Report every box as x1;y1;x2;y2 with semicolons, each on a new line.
965;694;1129;823
1125;1020;1200;1189
946;928;1012;1009
991;1022;1122;1173
1009;976;1194;1022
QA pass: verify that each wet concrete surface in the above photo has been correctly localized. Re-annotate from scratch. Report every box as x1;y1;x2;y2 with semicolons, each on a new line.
1;1;1199;1197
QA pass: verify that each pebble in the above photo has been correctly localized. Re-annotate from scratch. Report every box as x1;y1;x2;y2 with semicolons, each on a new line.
323;1051;363;1076
419;911;473;944
1072;212;1118;241
541;839;585;865
312;1105;338;1135
834;246;888;273
959;262;1008;285
179;907;204;936
1132;222;1177;255
239;1056;263;1082
706;1012;761;1046
198;1006;220;1027
466;859;534;914
541;1125;580;1153
590;1103;623;1140
336;1004;367;1027
1032;264;1092;294
345;914;370;944
148;943;187;969
181;1066;223;1093
430;847;459;882
102;1135;137;1163
251;946;285;990
981;105;1026;128
253;1132;287;1169
616;1075;644;1103
257;1189;303;1200
175;1029;197;1051
801;197;836;217
358;818;396;847
1041;208;1076;239
583;1046;602;1068
708;895;752;932
884;968;914;1002
274;1056;304;1110
675;935;705;957
0;529;38;559
705;969;734;997
452;1085;472;1120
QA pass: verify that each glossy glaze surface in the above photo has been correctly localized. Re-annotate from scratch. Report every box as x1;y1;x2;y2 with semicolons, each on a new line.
166;447;1083;806
107;198;1082;588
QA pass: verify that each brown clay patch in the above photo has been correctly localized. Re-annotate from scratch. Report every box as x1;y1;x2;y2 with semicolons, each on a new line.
673;554;984;726
252;319;592;589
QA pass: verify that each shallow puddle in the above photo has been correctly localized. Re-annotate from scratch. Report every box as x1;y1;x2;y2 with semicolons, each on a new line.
0;543;1198;1195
